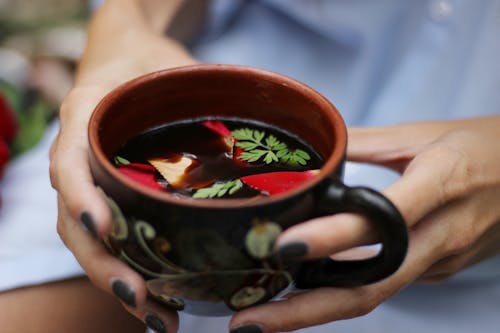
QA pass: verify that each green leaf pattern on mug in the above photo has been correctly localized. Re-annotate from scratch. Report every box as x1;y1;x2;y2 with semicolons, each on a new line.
176;228;253;271
98;187;128;240
99;188;291;310
134;220;186;273
245;219;282;259
230;286;267;309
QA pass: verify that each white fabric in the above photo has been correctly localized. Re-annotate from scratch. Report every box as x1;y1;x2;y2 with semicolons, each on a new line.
0;122;84;290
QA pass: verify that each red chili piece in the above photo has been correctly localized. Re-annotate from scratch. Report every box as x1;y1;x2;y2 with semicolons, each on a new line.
241;170;318;195
117;163;164;191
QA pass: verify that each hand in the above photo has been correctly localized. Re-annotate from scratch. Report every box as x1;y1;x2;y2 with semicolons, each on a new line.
49;20;198;331
228;116;500;333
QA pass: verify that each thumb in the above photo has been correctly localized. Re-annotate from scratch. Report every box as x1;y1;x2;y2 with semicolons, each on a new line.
347;122;450;172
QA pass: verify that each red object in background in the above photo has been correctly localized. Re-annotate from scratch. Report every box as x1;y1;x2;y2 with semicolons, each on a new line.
0;93;17;143
241;170;319;195
0;93;17;178
117;163;164;191
0;139;9;177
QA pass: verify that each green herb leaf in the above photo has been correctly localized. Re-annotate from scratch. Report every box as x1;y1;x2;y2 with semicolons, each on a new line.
232;128;254;141
253;130;265;142
193;179;243;199
114;156;131;165
239;149;267;162
263;151;278;164
232;127;311;166
232;128;311;165
279;149;311;166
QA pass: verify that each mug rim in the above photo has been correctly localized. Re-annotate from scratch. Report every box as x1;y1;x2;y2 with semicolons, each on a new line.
88;64;347;208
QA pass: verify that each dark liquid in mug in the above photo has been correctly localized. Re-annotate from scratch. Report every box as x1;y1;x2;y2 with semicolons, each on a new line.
114;118;324;198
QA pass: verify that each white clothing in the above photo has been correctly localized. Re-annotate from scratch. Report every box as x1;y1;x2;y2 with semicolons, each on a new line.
0;122;84;291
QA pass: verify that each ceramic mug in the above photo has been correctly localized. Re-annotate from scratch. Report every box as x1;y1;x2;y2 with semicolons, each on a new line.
88;64;408;316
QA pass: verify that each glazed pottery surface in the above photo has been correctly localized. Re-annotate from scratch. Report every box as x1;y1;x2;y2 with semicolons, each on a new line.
88;65;408;316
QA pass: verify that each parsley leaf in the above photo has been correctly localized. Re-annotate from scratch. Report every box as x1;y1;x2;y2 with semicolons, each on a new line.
114;156;130;165
232;127;311;166
281;149;311;166
192;179;243;198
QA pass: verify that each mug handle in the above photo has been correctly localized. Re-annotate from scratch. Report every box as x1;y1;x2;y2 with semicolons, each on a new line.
294;180;408;289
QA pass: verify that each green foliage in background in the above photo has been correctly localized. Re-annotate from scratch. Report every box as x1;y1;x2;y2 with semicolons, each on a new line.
0;80;56;158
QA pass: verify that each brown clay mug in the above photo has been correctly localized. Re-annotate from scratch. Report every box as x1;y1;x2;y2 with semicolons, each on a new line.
88;64;408;316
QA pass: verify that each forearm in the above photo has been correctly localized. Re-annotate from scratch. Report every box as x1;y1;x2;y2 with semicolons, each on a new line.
76;0;193;85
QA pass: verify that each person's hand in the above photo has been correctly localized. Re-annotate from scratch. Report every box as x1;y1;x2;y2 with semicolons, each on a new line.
49;22;198;331
228;116;500;333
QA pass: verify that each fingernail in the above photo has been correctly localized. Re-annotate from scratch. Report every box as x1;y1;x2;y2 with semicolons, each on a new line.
230;324;263;333
80;211;98;239
276;241;309;259
111;279;136;308
145;313;166;333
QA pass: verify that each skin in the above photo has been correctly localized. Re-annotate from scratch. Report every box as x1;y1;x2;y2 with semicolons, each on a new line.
231;118;500;332
49;0;197;329
0;277;144;333
48;0;500;331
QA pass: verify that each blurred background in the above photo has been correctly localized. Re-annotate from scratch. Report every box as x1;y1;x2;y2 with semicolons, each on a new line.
0;0;89;156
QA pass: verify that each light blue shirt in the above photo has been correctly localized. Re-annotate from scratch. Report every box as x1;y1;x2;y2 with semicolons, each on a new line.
193;0;500;126
179;1;500;332
191;0;500;252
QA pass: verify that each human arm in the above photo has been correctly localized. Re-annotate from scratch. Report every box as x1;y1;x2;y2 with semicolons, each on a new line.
229;116;500;333
49;0;199;330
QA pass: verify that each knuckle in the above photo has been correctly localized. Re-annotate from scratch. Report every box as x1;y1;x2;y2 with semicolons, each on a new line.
345;288;381;318
420;273;453;283
56;216;68;245
278;301;311;331
49;160;59;189
430;250;472;278
439;258;467;276
430;133;475;201
442;218;476;256
445;232;474;255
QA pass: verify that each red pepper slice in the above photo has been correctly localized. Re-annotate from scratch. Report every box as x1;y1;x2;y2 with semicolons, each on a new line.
241;170;319;195
202;120;245;162
203;120;232;137
117;163;164;191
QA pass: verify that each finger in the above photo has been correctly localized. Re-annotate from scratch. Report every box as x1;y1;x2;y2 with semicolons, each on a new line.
51;88;112;236
419;198;500;282
276;140;465;260
347;122;456;172
58;196;180;331
230;220;440;333
277;128;476;258
57;195;147;309
274;213;377;259
275;154;447;259
126;299;180;333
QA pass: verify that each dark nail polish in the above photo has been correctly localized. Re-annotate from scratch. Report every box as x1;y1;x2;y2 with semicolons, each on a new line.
111;279;136;308
277;241;309;259
230;324;263;333
145;314;166;333
80;211;98;239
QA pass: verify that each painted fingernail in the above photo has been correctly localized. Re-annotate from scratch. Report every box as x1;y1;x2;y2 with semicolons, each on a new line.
230;324;263;333
276;241;309;259
111;279;136;308
80;211;98;239
145;314;166;333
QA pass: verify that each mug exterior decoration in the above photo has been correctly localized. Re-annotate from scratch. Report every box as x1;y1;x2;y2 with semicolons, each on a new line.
88;64;408;316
